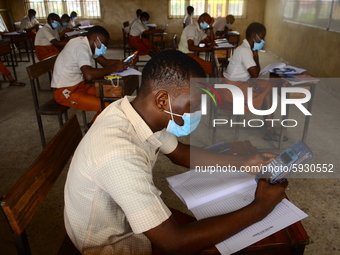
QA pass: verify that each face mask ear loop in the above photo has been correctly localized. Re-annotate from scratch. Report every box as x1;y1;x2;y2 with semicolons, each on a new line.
168;94;175;122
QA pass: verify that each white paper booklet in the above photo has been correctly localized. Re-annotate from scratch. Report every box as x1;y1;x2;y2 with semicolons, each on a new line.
259;62;306;77
166;170;308;255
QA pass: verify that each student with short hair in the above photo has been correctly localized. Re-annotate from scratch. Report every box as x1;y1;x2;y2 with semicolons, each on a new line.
129;9;142;30
183;6;194;28
58;14;72;40
34;13;68;61
64;49;288;255
20;9;40;42
129;12;164;56
51;25;129;122
178;13;216;76
68;11;80;28
213;14;235;38
220;22;287;142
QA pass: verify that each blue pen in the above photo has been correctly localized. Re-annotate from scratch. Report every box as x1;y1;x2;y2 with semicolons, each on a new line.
123;51;138;63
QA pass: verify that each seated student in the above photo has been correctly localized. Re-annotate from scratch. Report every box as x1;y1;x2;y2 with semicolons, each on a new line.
58;14;72;40
128;9;142;32
51;26;128;123
34;13;68;61
178;12;216;76
0;61;25;86
20;9;40;42
129;12;164;57
213;14;235;38
220;22;287;142
183;5;194;28
68;11;80;28
64;49;288;255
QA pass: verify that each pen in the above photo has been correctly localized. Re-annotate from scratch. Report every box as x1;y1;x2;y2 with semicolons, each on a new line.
123;51;138;63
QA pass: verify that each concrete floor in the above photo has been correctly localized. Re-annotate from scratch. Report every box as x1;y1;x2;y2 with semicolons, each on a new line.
0;48;339;255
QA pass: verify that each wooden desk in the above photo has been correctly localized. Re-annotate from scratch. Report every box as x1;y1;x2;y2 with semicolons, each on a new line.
200;140;309;255
226;31;240;47
150;32;167;50
0;40;17;80
94;74;139;110
270;74;317;150
3;31;31;64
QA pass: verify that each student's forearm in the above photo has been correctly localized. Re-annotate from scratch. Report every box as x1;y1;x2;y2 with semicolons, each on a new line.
148;202;265;255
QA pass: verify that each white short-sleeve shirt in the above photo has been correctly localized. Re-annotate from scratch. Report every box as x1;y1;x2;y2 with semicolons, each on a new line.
183;14;193;27
223;39;256;81
51;36;92;88
178;23;207;54
34;24;60;46
68;19;76;28
64;96;177;254
213;16;226;36
129;19;149;37
20;16;39;30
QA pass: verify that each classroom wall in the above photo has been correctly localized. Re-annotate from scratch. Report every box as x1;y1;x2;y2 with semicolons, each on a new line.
263;0;340;79
6;0;265;48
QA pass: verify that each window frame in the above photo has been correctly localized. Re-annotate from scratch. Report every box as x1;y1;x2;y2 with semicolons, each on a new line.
24;0;102;20
168;0;247;19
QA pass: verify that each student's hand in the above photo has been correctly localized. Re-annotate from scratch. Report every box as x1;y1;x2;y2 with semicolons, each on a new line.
34;24;40;29
242;152;277;174
252;179;288;219
209;18;215;27
111;60;128;72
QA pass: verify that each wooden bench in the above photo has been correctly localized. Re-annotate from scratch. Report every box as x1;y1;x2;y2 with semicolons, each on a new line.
1;115;82;255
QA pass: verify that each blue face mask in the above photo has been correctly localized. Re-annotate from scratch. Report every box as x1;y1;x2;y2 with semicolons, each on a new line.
72;17;77;21
200;21;209;30
253;34;265;51
62;22;68;27
94;37;107;56
225;23;231;27
51;21;61;29
142;20;148;25
164;95;202;137
191;12;194;16
31;16;36;20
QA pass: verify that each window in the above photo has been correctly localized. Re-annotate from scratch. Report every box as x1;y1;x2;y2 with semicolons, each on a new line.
24;0;101;19
283;0;340;32
168;0;246;18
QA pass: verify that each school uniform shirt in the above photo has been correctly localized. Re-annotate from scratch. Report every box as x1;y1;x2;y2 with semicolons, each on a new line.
129;19;149;37
20;15;39;30
129;17;139;29
223;39;256;82
51;36;94;89
212;16;226;36
183;14;193;27
64;95;177;254
68;19;76;28
178;22;207;54
34;24;60;46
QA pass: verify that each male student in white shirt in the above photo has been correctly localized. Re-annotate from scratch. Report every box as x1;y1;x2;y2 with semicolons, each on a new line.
20;9;40;42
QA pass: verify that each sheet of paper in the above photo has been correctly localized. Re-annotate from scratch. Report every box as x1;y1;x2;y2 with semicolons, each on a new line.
191;186;308;255
65;30;80;37
259;62;286;76
214;42;234;49
111;67;141;77
166;170;255;210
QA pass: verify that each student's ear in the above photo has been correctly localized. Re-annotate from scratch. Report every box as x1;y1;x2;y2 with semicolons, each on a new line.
155;90;169;111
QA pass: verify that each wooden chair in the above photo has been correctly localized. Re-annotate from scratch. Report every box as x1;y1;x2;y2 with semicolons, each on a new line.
26;55;69;148
122;28;135;59
0;40;17;81
0;114;82;255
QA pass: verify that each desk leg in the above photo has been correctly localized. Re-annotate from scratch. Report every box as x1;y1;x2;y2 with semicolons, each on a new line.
9;51;17;81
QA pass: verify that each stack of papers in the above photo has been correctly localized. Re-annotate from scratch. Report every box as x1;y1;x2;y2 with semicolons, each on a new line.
282;74;319;85
166;170;308;254
111;67;141;77
214;42;234;49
